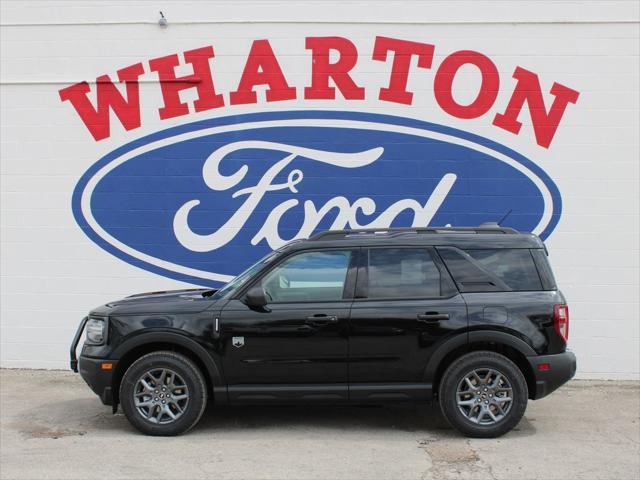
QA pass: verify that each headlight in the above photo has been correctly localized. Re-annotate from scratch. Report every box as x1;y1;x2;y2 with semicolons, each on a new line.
86;317;106;345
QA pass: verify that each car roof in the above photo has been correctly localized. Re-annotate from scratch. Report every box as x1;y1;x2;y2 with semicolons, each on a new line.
280;225;544;252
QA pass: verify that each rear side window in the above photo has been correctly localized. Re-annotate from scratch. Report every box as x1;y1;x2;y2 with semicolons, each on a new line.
437;247;543;292
366;248;441;298
465;249;542;291
531;248;557;290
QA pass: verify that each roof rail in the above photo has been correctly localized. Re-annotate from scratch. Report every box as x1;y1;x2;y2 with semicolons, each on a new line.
309;224;519;241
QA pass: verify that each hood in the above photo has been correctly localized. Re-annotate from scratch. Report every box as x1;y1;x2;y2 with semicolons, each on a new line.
90;288;219;316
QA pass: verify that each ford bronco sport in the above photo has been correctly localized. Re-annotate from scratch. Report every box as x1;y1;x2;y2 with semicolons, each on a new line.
70;225;576;437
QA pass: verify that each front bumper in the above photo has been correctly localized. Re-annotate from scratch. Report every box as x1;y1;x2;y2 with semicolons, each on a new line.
527;350;577;400
78;355;116;406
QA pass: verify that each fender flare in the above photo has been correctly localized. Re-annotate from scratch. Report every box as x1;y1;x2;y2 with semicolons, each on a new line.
110;331;224;389
422;330;537;383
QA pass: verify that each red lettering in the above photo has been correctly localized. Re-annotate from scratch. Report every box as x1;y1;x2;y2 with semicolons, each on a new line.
493;67;580;148
372;36;434;105
230;40;296;105
58;63;144;141
304;37;364;100
434;51;499;119
149;46;224;120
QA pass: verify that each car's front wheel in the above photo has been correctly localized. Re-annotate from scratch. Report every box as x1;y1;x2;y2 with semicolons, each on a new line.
439;351;528;438
120;351;207;436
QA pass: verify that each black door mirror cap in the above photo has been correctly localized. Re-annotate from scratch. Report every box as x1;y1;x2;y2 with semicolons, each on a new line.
244;286;269;311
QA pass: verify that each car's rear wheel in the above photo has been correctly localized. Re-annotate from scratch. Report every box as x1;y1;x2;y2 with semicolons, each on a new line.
439;351;528;438
120;351;207;436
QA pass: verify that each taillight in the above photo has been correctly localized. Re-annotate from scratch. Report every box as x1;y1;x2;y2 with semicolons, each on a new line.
554;304;569;342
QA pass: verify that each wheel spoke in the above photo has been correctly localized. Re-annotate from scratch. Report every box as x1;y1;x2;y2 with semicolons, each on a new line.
476;408;487;423
490;373;503;388
164;406;177;420
140;378;154;392
487;408;498;422
150;405;162;423
166;371;175;389
494;396;512;403
464;377;476;390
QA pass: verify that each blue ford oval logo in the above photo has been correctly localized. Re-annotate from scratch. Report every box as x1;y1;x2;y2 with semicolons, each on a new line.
72;111;561;287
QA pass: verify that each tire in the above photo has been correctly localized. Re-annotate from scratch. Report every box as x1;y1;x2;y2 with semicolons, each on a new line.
119;351;208;436
438;351;528;438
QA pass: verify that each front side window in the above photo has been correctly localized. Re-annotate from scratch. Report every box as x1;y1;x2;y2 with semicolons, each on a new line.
261;250;352;303
212;250;279;300
366;248;441;299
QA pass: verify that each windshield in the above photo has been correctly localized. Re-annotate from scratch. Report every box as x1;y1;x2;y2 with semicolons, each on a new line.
211;250;279;300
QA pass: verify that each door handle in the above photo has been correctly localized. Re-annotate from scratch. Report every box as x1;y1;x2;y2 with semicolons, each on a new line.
417;312;450;322
305;314;338;325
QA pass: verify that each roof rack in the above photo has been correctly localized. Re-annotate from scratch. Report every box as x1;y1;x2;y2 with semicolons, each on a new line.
309;223;519;241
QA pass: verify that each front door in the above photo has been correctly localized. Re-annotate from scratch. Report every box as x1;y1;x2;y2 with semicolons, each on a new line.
348;246;468;401
219;248;357;403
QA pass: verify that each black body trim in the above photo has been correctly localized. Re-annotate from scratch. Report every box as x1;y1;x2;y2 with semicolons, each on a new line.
78;355;115;406
227;383;433;403
422;330;538;383
350;383;432;402
527;351;577;399
110;332;225;389
228;384;348;403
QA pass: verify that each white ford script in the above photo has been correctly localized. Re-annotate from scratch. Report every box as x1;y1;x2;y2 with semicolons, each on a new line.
173;141;458;252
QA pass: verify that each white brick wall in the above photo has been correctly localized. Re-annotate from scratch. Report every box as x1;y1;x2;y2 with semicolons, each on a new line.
1;0;639;378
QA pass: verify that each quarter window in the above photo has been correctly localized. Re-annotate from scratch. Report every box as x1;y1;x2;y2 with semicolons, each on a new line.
261;250;352;302
366;248;441;299
465;249;542;291
438;247;543;292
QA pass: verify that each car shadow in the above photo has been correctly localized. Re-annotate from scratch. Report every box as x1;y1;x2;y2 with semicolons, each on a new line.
13;398;536;439
196;402;453;433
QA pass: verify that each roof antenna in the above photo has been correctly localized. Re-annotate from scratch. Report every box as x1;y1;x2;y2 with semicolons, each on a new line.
497;209;513;226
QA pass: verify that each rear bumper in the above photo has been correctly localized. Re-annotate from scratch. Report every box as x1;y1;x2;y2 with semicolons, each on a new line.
78;355;116;406
527;350;577;400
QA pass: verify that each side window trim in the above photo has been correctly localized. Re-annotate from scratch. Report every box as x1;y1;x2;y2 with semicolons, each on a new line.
354;248;368;299
355;246;454;301
342;247;361;300
233;247;358;303
429;247;459;297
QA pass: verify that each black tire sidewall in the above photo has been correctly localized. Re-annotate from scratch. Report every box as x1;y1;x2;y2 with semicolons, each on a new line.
120;352;207;436
439;351;528;438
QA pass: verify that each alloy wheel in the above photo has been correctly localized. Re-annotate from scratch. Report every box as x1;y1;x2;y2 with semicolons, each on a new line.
133;368;190;424
456;368;513;425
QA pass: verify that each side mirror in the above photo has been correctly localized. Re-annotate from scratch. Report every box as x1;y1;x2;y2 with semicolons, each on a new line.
245;286;268;310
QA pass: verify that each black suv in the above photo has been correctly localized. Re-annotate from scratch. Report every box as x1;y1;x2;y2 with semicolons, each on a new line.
70;225;576;437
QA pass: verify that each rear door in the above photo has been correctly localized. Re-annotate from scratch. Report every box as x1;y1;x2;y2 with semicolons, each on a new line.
348;246;467;401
